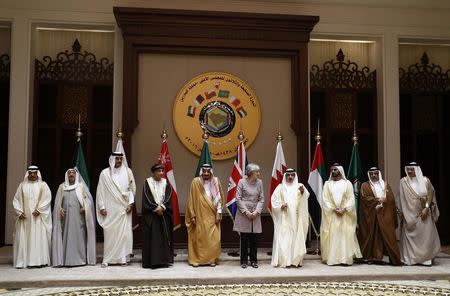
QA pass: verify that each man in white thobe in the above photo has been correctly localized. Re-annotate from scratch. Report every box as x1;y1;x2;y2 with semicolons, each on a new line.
271;168;309;267
13;165;52;268
320;163;362;265
96;152;136;267
397;162;441;265
52;168;96;267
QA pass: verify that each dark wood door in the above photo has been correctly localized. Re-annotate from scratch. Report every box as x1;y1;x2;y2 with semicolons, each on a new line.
32;40;114;224
400;93;450;244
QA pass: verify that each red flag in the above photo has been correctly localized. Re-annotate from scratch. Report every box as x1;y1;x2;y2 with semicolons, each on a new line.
158;140;181;230
268;141;286;210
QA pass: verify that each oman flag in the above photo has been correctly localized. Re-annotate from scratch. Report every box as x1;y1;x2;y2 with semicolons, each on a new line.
267;141;286;211
158;140;181;230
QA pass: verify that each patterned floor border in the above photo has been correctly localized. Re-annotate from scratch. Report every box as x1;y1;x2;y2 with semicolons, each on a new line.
43;282;450;296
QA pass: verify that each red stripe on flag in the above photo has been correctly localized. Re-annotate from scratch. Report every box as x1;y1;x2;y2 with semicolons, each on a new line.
310;142;324;171
158;140;181;230
267;141;286;210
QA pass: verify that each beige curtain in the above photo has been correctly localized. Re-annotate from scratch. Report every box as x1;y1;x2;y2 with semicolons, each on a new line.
309;41;372;70
35;29;114;61
399;44;450;70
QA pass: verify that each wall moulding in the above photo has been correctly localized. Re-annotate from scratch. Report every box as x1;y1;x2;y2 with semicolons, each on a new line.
114;7;319;182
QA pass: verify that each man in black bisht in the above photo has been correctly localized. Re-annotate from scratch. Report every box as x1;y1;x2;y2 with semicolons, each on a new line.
141;164;174;268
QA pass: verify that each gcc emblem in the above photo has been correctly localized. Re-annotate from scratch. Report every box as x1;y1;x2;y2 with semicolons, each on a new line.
173;72;261;160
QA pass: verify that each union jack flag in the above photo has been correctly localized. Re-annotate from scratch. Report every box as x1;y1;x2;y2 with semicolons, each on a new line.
225;141;248;220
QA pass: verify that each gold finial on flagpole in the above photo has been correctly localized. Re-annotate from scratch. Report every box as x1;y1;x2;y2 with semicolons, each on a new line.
116;129;124;140
277;119;283;141
238;120;245;141
276;131;283;142
237;130;245;141
352;120;358;143
314;118;321;143
200;122;209;140
161;129;168;140
75;114;83;140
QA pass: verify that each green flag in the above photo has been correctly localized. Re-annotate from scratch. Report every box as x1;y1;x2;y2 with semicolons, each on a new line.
347;141;362;222
73;139;90;188
195;140;213;177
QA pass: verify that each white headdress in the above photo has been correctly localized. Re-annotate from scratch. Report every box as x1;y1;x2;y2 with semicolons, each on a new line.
405;162;427;197
328;163;347;181
63;168;86;205
367;167;385;198
282;168;299;197
24;165;42;182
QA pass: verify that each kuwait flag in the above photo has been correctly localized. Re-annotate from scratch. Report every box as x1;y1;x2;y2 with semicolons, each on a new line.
158;140;181;230
72;137;90;188
348;141;362;222
225;141;247;220
307;142;326;207
267;141;286;211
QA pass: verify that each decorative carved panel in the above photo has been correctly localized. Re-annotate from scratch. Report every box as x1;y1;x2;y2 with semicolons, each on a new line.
61;85;89;126
35;39;113;82
310;49;376;90
399;52;450;93
330;92;353;129
0;54;9;81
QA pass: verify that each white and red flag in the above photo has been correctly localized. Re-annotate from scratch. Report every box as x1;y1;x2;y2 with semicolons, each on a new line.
225;141;247;220
158;140;181;230
267;141;286;211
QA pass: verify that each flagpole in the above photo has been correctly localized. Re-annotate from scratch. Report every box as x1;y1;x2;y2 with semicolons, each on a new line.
227;129;246;258
315;118;321;143
352;120;358;143
161;128;168;141
312;119;322;255
75;114;83;141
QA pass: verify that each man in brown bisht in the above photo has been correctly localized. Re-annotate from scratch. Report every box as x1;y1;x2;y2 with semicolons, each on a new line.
397;162;441;266
185;164;224;267
358;167;401;265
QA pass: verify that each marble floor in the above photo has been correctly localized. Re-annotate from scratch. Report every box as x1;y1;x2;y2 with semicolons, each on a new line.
0;247;449;295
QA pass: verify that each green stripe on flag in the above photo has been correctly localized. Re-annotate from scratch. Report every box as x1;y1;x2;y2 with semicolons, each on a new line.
72;139;90;188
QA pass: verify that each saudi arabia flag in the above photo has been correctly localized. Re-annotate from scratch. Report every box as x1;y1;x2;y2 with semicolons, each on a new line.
348;141;362;221
195;140;213;177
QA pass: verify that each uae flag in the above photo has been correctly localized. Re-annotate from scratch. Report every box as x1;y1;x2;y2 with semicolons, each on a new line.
307;142;326;234
72;138;90;188
158;140;181;230
348;141;363;222
267;141;286;211
195;140;213;177
307;142;326;207
225;141;247;220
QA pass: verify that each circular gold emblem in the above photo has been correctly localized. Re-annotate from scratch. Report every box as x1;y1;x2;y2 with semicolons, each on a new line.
173;72;261;160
